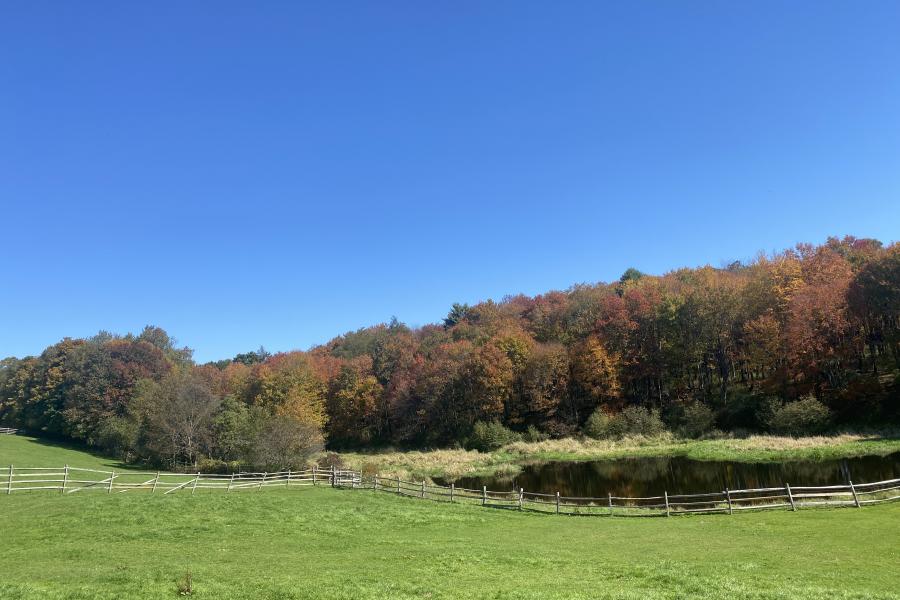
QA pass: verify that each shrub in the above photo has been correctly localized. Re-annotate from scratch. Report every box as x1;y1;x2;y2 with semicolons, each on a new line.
467;421;521;451
678;402;716;438
585;406;666;439
317;452;345;470
765;395;832;435
522;425;549;443
584;409;611;439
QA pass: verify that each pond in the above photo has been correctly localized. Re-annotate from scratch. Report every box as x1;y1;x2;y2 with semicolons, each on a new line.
437;452;900;497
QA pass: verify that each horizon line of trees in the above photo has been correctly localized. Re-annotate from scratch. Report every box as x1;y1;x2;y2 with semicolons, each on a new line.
1;235;898;470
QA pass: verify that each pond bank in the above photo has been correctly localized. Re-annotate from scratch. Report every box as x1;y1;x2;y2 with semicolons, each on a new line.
338;432;900;481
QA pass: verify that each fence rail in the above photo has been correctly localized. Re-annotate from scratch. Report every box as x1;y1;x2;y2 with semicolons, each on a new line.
366;473;900;516
4;463;899;517
2;465;361;494
0;427;18;435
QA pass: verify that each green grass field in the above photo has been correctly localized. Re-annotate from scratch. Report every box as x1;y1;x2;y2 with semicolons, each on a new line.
0;434;133;471
2;435;900;599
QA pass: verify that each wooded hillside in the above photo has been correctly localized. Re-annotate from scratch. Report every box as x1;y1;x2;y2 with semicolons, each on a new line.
1;236;898;469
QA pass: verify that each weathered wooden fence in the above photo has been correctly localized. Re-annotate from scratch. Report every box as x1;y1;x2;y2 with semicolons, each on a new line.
3;465;361;494
5;464;900;517
0;427;18;435
367;474;900;516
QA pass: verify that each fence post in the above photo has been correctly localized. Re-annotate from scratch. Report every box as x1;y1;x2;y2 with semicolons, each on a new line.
785;483;795;511
62;464;69;494
227;473;234;493
849;480;861;508
450;483;454;502
397;478;401;495
331;465;335;488
313;465;317;486
519;488;524;511
374;475;378;491
108;471;115;493
421;481;426;499
725;488;733;515
192;472;200;495
258;472;267;491
482;485;487;506
608;492;613;516
664;491;670;517
286;470;292;488
152;471;160;493
556;491;560;515
7;465;13;494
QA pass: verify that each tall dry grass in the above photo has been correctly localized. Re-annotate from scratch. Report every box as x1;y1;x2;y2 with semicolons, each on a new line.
338;432;900;480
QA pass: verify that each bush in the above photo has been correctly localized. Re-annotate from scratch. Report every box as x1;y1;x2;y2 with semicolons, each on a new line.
317;452;345;470
584;409;611;439
765;395;832;435
585;406;666;439
522;425;549;443
678;402;716;438
467;421;521;451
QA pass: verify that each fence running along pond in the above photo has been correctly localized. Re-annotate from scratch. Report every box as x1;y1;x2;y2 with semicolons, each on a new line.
5;463;900;517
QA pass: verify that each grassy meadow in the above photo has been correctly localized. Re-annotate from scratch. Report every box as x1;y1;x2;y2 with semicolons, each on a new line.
2;435;900;599
0;434;134;471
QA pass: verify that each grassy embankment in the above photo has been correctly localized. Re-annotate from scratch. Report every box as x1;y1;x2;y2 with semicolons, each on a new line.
2;435;900;599
339;432;900;481
5;429;899;483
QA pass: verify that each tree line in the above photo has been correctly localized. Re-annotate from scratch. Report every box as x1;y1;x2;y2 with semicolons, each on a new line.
1;236;898;470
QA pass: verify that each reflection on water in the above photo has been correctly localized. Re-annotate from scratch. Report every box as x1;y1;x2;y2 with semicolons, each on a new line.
440;452;900;497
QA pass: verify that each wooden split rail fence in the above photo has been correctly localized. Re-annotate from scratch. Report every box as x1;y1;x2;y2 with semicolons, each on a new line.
368;474;900;516
0;427;18;435
5;464;900;517
3;465;361;494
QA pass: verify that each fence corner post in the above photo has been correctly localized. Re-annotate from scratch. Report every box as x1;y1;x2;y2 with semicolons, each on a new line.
785;482;795;511
664;490;670;517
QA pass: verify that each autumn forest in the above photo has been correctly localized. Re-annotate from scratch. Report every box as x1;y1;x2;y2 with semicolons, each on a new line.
1;236;898;470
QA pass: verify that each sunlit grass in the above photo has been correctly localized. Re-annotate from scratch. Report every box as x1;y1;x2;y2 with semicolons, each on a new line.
2;433;900;598
2;485;899;599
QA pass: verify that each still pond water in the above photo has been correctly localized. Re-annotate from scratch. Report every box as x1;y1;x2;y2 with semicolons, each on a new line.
438;452;900;497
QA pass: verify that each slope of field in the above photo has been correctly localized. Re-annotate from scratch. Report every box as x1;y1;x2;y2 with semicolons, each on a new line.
2;435;899;599
0;434;138;471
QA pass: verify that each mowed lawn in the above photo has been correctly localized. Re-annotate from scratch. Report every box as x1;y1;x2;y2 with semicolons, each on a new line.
1;436;899;599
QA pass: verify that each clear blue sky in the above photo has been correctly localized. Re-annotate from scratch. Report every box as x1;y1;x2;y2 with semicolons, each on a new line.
2;2;899;363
